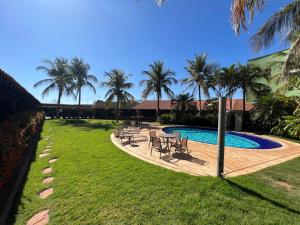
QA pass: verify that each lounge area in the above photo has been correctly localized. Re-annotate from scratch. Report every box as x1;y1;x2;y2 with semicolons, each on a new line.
112;124;300;177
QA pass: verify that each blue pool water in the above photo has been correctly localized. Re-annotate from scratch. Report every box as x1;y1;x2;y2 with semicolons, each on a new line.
163;127;282;149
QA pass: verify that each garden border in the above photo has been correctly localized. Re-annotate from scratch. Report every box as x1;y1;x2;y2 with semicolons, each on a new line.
0;120;44;225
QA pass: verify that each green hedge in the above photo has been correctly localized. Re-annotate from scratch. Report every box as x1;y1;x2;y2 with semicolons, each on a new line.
157;112;218;127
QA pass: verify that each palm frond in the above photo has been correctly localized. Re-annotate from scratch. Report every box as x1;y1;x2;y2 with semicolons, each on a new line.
231;0;267;34
41;83;57;98
33;79;53;88
251;1;300;51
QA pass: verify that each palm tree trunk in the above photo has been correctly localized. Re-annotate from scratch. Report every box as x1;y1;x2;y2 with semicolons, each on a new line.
198;85;202;114
116;96;119;123
242;87;246;114
230;93;233;111
156;92;160;118
78;88;81;119
242;87;246;130
57;89;62;118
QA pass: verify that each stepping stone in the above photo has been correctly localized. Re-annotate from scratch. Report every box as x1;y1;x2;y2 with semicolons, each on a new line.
43;177;54;184
46;145;52;148
42;167;53;174
43;149;51;153
39;153;49;158
38;188;54;199
26;209;49;225
49;158;57;164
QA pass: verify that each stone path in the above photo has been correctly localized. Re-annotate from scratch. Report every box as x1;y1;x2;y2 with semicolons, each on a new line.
27;128;58;225
42;167;53;174
26;209;49;225
39;153;49;158
49;158;58;164
42;177;54;184
38;188;54;199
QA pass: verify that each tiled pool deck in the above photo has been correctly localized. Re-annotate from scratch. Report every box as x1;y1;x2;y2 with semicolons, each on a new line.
111;124;300;177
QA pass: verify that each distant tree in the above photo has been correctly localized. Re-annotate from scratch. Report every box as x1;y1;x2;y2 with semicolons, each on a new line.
172;93;196;113
236;64;270;114
101;69;134;122
215;64;239;110
35;57;74;115
69;57;98;118
140;61;177;117
182;53;218;114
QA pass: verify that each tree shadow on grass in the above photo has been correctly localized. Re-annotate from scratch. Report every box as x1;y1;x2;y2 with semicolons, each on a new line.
225;179;300;215
53;119;117;131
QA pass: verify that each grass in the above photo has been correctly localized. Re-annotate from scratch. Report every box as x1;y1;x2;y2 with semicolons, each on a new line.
11;120;300;225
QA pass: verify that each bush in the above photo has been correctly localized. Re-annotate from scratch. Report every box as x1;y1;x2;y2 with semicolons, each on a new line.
271;115;300;140
157;114;176;124
0;111;45;189
158;112;218;127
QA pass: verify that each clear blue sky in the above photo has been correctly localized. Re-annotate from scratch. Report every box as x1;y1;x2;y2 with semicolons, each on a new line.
0;0;290;104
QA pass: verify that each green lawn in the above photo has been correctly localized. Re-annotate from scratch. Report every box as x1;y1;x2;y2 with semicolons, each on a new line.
12;120;300;225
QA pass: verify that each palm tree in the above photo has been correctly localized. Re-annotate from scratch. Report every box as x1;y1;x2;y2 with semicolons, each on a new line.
34;57;74;115
171;93;196;113
236;64;270;114
101;69;134;122
69;57;98;118
218;65;239;110
140;61;177;117
182;53;218;114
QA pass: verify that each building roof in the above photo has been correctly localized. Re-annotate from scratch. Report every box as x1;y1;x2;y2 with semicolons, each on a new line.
133;99;253;111
0;69;40;105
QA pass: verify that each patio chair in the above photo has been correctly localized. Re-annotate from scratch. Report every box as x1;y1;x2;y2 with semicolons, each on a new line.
174;137;189;159
148;131;156;149
113;129;126;143
113;129;121;138
127;126;140;134
170;132;180;146
151;137;164;158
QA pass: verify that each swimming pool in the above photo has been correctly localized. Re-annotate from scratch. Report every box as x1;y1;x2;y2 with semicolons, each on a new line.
163;127;282;149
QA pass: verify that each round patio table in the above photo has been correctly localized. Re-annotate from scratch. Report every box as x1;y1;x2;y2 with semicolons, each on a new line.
159;133;177;151
123;133;134;145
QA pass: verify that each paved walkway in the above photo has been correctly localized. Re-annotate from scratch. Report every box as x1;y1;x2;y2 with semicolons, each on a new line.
27;127;58;225
111;125;300;177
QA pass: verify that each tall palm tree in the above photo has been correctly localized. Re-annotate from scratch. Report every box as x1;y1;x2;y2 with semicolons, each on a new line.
140;61;177;117
69;57;98;118
34;57;74;115
101;69;134;122
182;53;218;114
171;93;196;113
236;64;270;114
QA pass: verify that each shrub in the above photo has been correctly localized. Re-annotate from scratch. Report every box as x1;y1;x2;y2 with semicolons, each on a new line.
0;111;45;189
158;112;218;127
271;115;300;140
157;114;176;124
251;94;297;131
